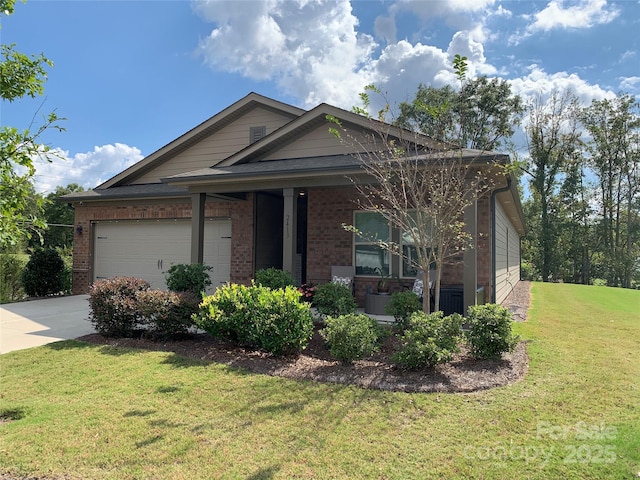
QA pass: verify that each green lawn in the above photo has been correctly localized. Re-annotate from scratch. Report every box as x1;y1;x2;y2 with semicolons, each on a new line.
1;283;638;479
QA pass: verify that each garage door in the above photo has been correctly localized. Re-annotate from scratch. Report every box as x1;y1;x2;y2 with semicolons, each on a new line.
93;219;231;292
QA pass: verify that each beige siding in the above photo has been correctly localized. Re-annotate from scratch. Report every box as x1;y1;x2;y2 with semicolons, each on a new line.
494;200;521;304
261;124;367;160
133;107;295;184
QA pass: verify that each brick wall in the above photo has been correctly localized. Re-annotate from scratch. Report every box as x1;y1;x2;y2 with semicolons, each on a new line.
229;193;255;285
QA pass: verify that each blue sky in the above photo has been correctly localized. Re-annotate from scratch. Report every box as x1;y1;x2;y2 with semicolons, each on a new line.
2;0;638;194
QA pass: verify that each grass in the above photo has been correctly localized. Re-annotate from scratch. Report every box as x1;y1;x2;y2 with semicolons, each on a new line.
0;283;638;479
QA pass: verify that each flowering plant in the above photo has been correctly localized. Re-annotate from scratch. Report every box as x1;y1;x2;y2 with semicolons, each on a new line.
298;283;318;303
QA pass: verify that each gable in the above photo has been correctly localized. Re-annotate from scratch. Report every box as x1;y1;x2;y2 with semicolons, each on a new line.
131;105;297;184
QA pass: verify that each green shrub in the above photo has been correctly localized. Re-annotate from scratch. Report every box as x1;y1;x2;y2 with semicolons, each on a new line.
195;283;313;355
320;314;384;363
385;290;422;330
465;304;520;359
88;277;150;337
392;311;464;370
0;254;27;303
22;248;65;297
254;268;296;289
137;290;199;339
312;282;357;317
165;263;212;295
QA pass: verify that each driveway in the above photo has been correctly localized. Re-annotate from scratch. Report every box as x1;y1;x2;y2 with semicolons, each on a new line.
0;295;94;354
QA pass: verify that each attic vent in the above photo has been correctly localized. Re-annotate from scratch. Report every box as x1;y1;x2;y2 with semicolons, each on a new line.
250;126;266;144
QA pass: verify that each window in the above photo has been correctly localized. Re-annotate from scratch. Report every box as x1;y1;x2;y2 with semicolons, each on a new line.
354;212;390;276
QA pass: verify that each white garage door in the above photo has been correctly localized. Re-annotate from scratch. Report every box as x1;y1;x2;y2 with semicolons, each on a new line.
93;219;231;292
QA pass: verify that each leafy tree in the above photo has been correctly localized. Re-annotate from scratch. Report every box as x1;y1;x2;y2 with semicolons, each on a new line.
28;183;84;250
330;56;523;313
0;0;64;249
522;89;582;282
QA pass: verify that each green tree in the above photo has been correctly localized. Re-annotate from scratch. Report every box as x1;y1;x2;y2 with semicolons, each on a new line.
522;89;582;282
581;94;640;288
396;76;524;152
0;0;64;249
28;183;84;250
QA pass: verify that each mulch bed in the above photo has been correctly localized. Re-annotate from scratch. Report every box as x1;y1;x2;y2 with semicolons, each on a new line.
77;281;532;394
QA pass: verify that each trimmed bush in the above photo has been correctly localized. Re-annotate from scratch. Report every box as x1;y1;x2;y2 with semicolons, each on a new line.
21;248;65;297
165;263;212;295
465;304;520;359
0;254;27;303
392;311;464;370
320;314;384;363
195;283;313;355
137;290;199;339
88;277;150;337
254;268;296;289
385;290;422;330
312;282;357;317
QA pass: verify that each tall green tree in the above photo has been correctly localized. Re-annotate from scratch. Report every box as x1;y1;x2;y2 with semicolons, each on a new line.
0;0;64;249
581;94;640;288
28;183;85;250
522;89;582;282
396;76;524;152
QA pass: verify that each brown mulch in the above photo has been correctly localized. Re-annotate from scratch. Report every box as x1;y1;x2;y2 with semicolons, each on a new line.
77;281;532;394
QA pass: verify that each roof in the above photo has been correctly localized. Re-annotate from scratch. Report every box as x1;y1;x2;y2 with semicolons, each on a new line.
60;183;191;202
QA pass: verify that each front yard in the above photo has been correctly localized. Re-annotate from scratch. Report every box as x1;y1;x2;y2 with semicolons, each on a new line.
0;283;638;479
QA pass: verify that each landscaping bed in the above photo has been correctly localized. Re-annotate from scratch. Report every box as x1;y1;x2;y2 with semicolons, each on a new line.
78;282;531;394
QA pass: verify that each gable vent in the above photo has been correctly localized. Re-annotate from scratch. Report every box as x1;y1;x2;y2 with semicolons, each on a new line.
250;126;266;144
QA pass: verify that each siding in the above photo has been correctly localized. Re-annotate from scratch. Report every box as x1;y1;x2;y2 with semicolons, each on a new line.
494;200;521;304
133;106;295;183
261;124;368;161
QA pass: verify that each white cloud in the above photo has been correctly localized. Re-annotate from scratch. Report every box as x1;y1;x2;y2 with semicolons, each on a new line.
525;0;620;34
619;76;640;92
33;143;143;194
508;65;616;106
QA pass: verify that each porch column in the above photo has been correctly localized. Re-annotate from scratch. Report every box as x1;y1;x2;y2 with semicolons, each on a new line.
282;188;297;275
463;200;478;313
191;192;206;264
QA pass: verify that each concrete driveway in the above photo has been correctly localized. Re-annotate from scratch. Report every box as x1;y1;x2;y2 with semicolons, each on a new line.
0;295;94;354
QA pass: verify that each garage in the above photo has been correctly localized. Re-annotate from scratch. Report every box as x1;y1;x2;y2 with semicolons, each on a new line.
93;219;231;292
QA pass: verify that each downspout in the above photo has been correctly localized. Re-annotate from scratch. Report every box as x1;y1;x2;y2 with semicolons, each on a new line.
490;176;512;303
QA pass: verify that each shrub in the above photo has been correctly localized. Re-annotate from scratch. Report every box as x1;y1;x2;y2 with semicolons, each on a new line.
392;311;464;370
137;290;199;339
312;282;357;317
0;254;27;303
254;268;296;289
195;283;313;355
165;263;212;295
385;290;422;330
22;248;65;297
320;314;384;363
88;277;150;337
465;304;520;359
298;283;317;303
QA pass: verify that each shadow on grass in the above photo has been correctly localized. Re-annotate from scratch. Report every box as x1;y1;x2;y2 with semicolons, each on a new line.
247;465;280;480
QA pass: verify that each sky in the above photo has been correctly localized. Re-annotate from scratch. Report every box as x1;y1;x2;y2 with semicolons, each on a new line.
2;0;639;194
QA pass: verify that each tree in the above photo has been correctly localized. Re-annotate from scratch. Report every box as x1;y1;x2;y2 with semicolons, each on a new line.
522;89;582;282
0;0;64;249
28;183;84;250
581;94;640;288
330;56;523;313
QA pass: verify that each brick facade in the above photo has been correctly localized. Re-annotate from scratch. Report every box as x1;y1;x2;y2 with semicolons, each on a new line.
71;196;253;294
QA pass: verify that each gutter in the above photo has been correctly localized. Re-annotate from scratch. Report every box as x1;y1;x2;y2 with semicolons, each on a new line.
490;176;512;303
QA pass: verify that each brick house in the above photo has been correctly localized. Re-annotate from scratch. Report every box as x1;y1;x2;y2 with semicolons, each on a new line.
64;92;525;313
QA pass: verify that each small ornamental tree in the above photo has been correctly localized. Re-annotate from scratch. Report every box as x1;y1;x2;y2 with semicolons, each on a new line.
328;56;521;313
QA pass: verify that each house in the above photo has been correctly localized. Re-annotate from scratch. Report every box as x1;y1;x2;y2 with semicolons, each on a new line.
63;92;525;312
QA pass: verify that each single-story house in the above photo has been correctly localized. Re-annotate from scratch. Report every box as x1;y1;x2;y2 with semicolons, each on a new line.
63;92;525;313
